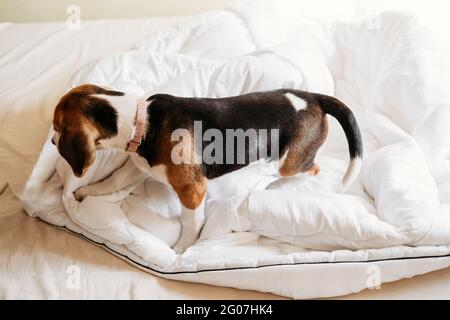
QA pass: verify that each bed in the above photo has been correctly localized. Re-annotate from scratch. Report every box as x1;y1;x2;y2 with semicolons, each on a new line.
0;12;287;300
1;1;450;300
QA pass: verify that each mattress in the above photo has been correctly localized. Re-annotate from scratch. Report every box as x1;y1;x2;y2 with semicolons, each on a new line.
2;0;450;299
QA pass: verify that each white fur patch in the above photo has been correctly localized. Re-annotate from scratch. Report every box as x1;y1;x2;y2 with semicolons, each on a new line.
148;164;169;184
174;199;205;253
92;93;141;150
285;93;308;111
130;154;169;184
273;148;289;172
342;156;362;192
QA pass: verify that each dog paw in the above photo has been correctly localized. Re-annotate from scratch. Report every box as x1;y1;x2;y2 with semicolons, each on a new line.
173;242;189;254
308;164;320;176
173;238;195;254
74;187;90;201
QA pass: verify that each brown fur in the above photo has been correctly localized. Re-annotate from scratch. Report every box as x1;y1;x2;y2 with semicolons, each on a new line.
167;164;207;209
279;105;328;177
145;119;206;209
53;84;122;177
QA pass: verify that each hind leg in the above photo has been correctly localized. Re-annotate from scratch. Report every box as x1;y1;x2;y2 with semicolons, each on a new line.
278;111;328;178
279;150;319;178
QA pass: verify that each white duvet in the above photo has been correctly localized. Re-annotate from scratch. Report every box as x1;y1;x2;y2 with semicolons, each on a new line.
19;0;450;299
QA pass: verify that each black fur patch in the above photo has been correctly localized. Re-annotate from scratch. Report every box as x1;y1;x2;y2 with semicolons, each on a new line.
139;89;363;179
85;99;118;137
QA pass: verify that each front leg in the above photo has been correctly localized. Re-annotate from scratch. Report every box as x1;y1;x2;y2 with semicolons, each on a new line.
74;158;146;201
173;199;206;254
168;164;207;254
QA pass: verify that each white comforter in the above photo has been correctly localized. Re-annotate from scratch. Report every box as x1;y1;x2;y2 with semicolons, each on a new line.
20;0;450;298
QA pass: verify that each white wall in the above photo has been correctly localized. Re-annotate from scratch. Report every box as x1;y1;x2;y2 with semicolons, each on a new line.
1;0;449;42
0;0;238;22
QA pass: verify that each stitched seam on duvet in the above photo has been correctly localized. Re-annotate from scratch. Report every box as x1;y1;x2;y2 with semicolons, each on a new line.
56;223;450;275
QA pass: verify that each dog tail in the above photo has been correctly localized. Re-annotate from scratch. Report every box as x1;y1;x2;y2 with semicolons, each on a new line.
316;95;363;192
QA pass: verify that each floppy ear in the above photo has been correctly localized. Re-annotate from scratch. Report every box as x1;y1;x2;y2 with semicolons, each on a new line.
58;128;97;177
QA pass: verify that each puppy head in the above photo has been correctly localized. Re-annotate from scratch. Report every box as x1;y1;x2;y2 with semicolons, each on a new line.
52;84;124;177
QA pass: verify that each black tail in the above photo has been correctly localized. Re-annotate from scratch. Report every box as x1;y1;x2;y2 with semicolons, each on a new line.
316;95;363;190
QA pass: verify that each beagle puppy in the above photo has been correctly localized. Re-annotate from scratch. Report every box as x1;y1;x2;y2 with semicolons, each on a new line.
52;84;363;253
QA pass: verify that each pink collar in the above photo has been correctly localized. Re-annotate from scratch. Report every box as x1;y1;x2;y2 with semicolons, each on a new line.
127;98;148;153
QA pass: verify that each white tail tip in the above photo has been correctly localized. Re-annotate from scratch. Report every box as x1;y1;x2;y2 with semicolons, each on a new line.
342;157;362;192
